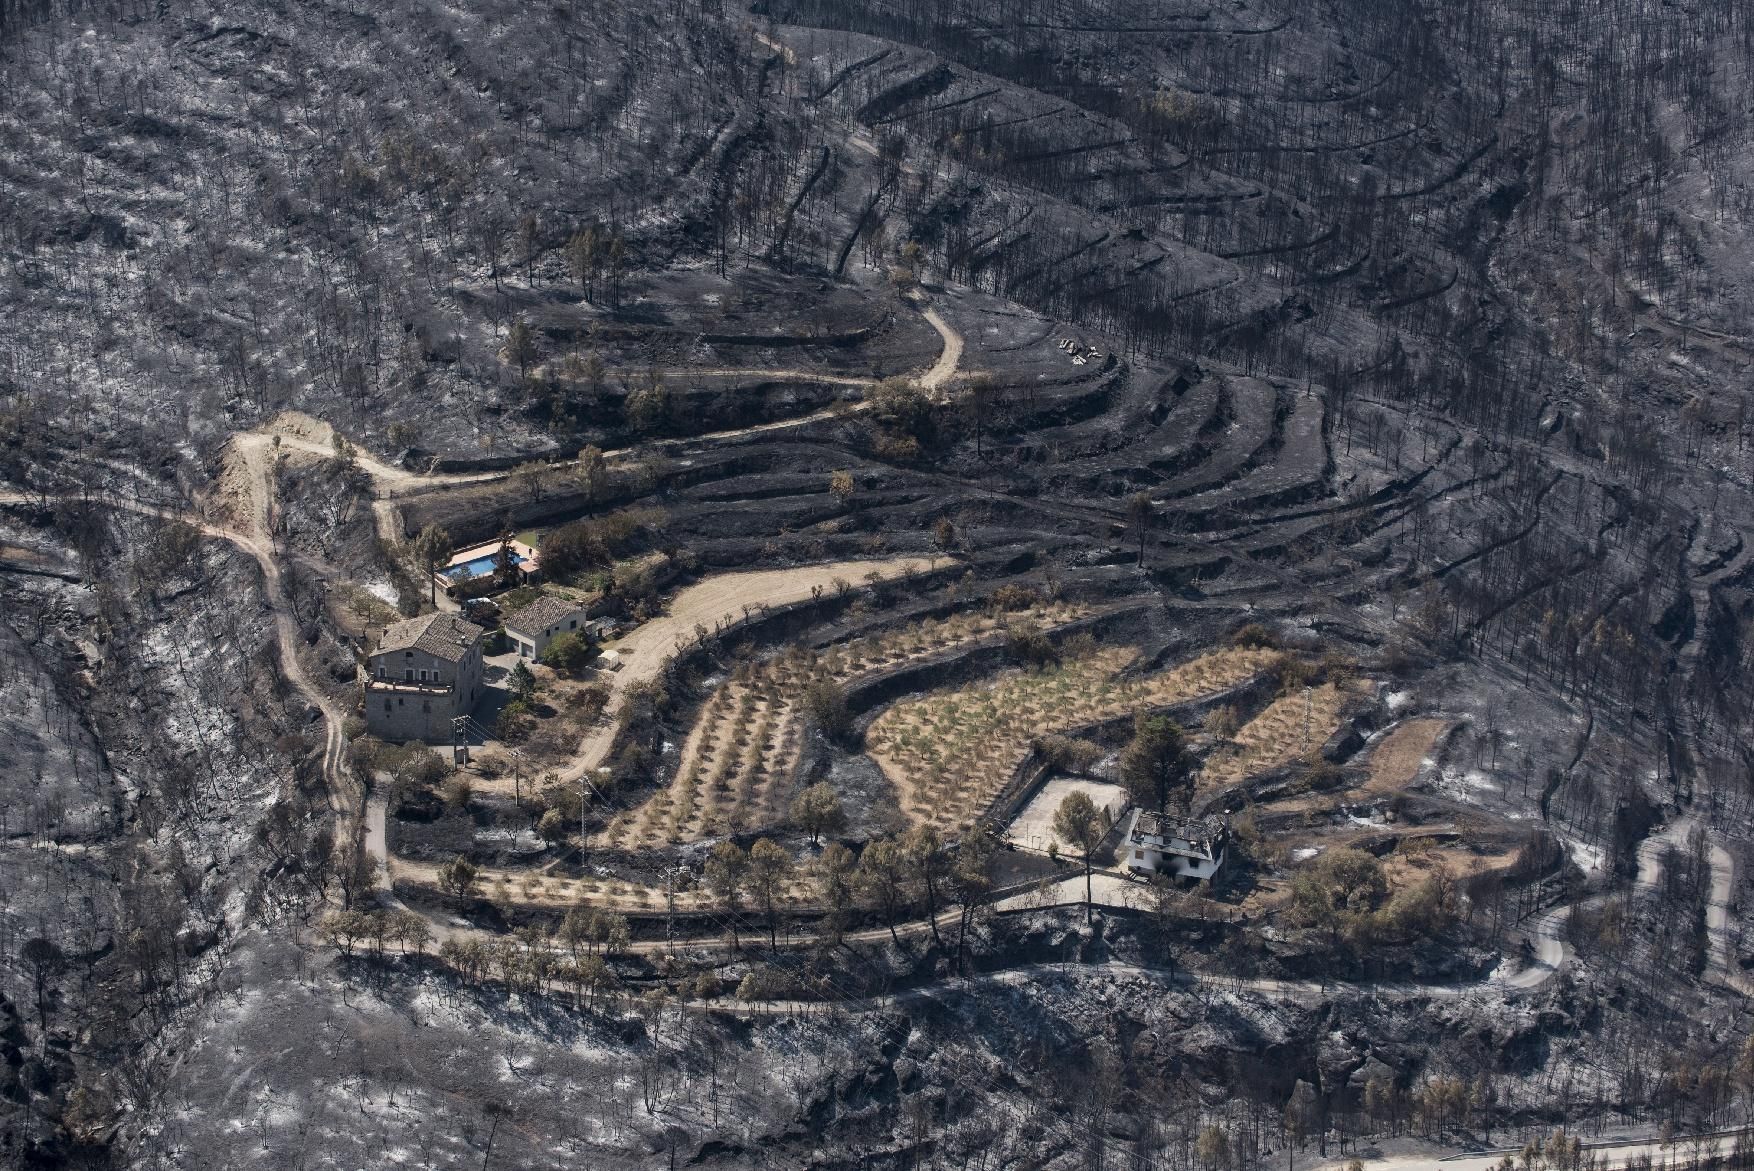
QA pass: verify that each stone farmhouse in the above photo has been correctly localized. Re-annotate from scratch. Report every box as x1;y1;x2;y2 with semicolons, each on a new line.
504;595;592;661
1124;811;1227;881
364;612;486;742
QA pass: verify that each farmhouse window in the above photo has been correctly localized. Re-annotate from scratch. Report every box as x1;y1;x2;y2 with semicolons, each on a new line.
405;669;413;681
384;701;392;713
569;619;577;630
419;669;428;682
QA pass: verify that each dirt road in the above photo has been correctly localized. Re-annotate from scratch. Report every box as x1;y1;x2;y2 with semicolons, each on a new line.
918;305;963;391
250;295;969;542
1323;1127;1751;1171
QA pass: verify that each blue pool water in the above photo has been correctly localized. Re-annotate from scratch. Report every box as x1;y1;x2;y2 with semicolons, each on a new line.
443;553;529;581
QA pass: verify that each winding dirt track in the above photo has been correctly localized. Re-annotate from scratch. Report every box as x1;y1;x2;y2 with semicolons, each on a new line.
0;485;356;826
916;305;963;390
246;297;968;549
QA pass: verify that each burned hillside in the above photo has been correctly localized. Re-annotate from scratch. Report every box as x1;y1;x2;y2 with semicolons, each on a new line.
4;0;1754;1167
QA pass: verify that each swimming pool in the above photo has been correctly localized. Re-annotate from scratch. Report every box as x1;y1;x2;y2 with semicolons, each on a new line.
443;553;530;581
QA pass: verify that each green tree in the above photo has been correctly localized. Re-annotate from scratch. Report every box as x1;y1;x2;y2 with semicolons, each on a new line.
1119;714;1194;813
949;832;995;973
393;911;433;956
801;679;852;743
1290;847;1387;948
437;854;480;899
813;842;858;944
540;631;595;674
509;659;537;701
858;836;911;945
559;906;592;963
321;911;371;959
626;377;669;434
747;839;795;949
567;226;600;300
1052;790;1105;924
536;808;570;846
790;781;847;846
868;377;935;450
514;461;547;503
705;841;749;949
492;535;520;585
891;239;924;289
597;910;631;958
1196;1124;1231;1171
575;444;608;500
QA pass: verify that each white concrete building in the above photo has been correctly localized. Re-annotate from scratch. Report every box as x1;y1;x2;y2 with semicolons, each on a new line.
1125;810;1227;881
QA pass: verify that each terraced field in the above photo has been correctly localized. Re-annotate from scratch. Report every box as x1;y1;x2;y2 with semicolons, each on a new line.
866;645;1280;833
604;601;1091;848
1198;680;1362;788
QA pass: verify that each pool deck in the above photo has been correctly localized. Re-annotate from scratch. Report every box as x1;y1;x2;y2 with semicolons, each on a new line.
439;539;540;581
434;538;542;595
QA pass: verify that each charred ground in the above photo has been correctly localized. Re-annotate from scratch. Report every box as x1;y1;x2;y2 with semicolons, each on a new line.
4;0;1754;1167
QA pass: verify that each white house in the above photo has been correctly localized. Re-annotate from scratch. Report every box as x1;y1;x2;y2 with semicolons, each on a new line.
503;595;591;661
1125;811;1227;881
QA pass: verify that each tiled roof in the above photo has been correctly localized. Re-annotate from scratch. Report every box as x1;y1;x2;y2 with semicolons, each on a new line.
503;595;585;637
373;613;484;663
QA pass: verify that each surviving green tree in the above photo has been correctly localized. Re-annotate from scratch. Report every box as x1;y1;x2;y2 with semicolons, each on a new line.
1119;714;1194;813
1053;790;1105;924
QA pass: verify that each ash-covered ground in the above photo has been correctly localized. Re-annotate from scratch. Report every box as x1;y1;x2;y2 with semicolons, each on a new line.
5;0;1754;1166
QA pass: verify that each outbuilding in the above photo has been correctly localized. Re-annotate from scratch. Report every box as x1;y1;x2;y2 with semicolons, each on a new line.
504;595;592;661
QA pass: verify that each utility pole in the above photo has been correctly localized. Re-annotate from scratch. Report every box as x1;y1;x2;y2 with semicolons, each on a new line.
665;866;676;945
452;715;470;766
